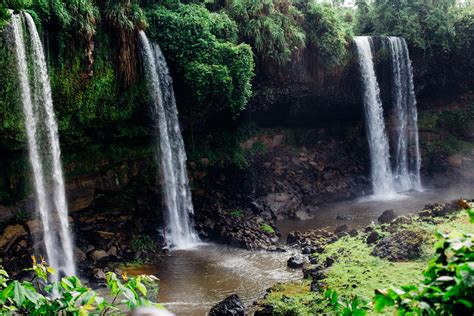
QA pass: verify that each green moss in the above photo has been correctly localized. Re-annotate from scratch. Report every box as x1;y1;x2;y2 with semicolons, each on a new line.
229;210;244;218
322;236;425;302
260;223;275;234
260;211;473;314
260;281;323;316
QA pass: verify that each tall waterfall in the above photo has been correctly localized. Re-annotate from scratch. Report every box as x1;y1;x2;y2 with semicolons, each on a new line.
10;13;75;279
139;31;199;249
388;37;422;191
354;36;396;197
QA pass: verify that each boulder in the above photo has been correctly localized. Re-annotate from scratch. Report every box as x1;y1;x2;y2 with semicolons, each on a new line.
348;229;358;237
378;210;396;224
366;231;380;245
392;216;412;225
336;214;353;221
26;220;42;235
303;266;325;280
372;230;424;261
447;155;463;168
0;224;27;249
89;249;109;262
209;294;245;316
294;210;314;220
335;224;348;236
287;255;306;269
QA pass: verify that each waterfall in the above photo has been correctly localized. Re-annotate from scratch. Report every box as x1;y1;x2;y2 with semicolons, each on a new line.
139;31;199;249
388;37;422;191
354;36;396;198
10;13;75;279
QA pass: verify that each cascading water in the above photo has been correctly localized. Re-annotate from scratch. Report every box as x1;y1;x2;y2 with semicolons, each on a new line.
10;13;75;280
354;36;396;198
139;31;199;249
388;37;422;191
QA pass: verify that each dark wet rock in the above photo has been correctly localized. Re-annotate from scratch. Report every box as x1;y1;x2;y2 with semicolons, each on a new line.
197;210;280;251
287;255;306;269
294;210;314;220
335;224;348;234
310;280;327;293
309;256;319;264
209;294;245;316
419;202;459;218
303;265;325;280
392;216;412;225
286;229;335;249
348;229;358;237
336;214;353;221
93;268;106;280
324;256;335;268
418;210;432;217
254;305;273;316
335;224;349;237
366;231;380;245
378;210;396;224
0;225;27;250
302;246;312;255
372;230;424;261
89;249;109;262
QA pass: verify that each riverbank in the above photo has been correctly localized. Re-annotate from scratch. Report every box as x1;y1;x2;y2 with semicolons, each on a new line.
254;201;474;315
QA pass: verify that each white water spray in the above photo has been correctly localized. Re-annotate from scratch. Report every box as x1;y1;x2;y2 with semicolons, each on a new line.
354;36;396;198
10;13;75;280
139;31;199;249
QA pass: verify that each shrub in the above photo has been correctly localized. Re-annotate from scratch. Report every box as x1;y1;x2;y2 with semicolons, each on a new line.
374;208;474;315
227;0;306;67
132;235;157;253
0;257;167;315
304;3;352;66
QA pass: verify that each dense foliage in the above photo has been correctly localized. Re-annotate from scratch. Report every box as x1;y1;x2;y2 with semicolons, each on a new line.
146;2;254;119
303;3;352;66
374;229;474;314
355;0;474;91
0;257;166;315
227;0;306;66
225;0;353;68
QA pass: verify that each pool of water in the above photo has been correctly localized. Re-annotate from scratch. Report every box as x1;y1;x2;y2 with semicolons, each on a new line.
277;187;474;239
127;245;301;316
128;187;473;315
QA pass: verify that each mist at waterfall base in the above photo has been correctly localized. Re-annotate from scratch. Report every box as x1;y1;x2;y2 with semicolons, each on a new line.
139;31;200;250
354;36;422;201
10;13;75;280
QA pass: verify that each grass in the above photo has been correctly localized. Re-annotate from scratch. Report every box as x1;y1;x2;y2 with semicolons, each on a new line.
258;210;473;314
322;236;425;302
259;281;323;315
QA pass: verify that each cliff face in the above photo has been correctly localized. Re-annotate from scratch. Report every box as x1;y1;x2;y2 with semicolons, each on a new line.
0;29;473;272
245;48;362;127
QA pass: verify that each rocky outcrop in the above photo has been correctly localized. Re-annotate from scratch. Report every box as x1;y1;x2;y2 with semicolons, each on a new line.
418;201;459;218
372;230;424;261
287;255;306;269
209;294;245;316
197;209;279;250
286;229;337;251
0;224;27;250
378;209;396;224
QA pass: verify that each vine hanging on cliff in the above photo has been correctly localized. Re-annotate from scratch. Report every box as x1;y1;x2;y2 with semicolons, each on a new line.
103;0;148;86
